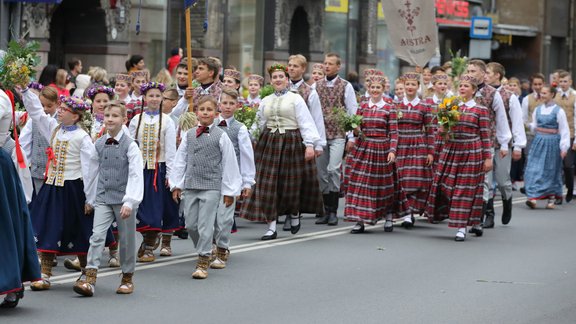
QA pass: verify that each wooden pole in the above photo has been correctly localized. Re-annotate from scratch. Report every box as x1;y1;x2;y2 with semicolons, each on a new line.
185;7;193;112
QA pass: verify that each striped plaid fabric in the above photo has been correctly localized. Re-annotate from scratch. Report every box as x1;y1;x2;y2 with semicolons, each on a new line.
395;101;435;214
425;105;492;228
344;103;408;225
240;129;323;222
423;97;444;167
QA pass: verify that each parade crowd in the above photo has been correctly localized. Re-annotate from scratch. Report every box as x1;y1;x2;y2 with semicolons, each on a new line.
2;49;575;307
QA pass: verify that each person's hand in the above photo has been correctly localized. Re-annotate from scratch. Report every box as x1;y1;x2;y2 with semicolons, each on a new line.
499;149;508;158
241;188;252;199
512;150;522;161
484;158;493;172
305;146;315;161
561;151;567;159
165;179;170;188
387;152;396;163
120;206;132;219
315;150;323;158
172;188;182;203
84;204;93;215
223;195;234;207
184;87;194;99
572;143;576;151
426;154;433;166
345;141;355;153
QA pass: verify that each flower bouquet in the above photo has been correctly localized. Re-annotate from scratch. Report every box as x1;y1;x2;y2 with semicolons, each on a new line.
259;84;274;99
435;96;462;139
332;106;363;138
235;104;260;139
0;40;41;88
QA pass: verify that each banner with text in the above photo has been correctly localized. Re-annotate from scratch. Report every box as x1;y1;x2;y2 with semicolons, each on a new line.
380;0;439;67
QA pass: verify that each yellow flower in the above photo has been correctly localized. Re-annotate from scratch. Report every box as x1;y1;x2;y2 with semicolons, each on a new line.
451;105;458;111
438;103;446;110
441;116;449;123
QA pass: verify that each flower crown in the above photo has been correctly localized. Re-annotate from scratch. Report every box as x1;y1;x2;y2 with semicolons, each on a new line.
367;75;386;85
60;96;91;112
268;63;287;75
459;74;479;86
86;85;115;100
140;82;166;95
28;81;44;91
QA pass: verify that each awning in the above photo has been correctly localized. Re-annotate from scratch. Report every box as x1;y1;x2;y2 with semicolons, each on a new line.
492;24;539;37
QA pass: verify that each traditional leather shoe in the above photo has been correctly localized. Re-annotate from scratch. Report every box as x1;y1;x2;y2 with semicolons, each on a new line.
315;214;330;225
174;228;189;239
116;273;134;293
525;199;536;209
261;231;277;241
454;233;466;242
290;222;301;235
401;219;414;229
0;286;23;308
350;223;365;234
64;257;81;272
567;191;574;203
327;213;338;226
384;221;393;232
502;198;512;225
554;198;562;205
483;214;495;228
468;225;483;237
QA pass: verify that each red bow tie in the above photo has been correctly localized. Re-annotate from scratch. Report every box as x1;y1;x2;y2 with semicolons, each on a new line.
105;138;119;145
218;120;227;127
196;125;209;137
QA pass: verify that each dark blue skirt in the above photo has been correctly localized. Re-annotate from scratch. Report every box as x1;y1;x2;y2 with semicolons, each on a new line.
30;179;94;255
0;149;41;294
137;162;180;232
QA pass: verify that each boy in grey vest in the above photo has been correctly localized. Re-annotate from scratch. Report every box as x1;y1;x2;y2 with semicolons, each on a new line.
74;101;144;297
171;96;241;279
211;88;255;269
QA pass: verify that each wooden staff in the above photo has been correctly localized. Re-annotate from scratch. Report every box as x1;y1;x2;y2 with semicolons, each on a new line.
185;6;193;112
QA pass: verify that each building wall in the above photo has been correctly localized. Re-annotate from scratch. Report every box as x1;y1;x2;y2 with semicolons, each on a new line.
496;0;542;28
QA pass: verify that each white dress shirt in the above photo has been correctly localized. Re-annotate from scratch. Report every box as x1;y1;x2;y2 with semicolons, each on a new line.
220;116;256;190
88;131;144;210
290;79;327;150
521;92;539;125
0;90;11;147
171;125;242;197
20;112;57;162
496;86;527;151
21;89;98;205
530;103;572;152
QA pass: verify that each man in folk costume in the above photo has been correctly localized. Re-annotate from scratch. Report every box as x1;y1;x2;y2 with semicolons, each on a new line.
465;60;512;232
554;71;576;203
314;52;358;226
484;62;527;227
286;54;326;230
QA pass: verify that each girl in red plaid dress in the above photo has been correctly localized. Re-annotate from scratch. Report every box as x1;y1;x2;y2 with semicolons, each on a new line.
395;72;434;228
344;75;407;234
424;74;492;241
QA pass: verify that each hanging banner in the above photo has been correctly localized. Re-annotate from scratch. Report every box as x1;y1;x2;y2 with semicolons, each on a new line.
380;0;439;67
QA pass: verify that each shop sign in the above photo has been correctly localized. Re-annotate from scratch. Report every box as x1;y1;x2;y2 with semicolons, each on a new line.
435;0;469;19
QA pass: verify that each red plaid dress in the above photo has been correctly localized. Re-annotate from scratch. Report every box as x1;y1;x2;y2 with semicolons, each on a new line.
424;102;492;228
395;98;434;214
344;100;408;225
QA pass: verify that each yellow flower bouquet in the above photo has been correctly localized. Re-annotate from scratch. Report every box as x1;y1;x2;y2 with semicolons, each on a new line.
0;40;41;88
435;96;463;139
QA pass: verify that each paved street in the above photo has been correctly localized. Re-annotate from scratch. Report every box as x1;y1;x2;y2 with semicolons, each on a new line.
1;194;576;324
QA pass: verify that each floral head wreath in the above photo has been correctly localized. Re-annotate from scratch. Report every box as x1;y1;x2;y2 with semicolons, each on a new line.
403;72;420;81
431;73;449;84
60;96;91;113
140;82;166;95
28;81;44;91
312;63;324;72
363;68;377;78
224;69;241;82
367;75;386;85
248;74;264;85
267;63;288;76
459;74;479;86
86;85;115;100
115;73;132;84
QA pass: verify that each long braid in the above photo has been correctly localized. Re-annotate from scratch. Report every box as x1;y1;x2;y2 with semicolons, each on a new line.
156;101;163;165
49;124;62;149
134;110;144;147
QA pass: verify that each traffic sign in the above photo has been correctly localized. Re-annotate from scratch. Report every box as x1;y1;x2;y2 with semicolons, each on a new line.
470;17;493;39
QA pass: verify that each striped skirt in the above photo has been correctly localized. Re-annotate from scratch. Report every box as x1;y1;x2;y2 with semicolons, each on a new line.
344;136;408;225
425;135;485;228
240;129;323;222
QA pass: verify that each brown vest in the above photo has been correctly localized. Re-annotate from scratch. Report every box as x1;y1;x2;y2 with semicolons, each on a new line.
296;82;312;105
476;84;497;141
315;77;349;139
527;93;540;122
554;91;576;138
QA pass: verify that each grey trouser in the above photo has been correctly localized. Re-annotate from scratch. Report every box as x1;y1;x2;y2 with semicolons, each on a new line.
87;204;136;273
182;189;220;256
492;148;513;200
316;138;346;193
214;196;236;250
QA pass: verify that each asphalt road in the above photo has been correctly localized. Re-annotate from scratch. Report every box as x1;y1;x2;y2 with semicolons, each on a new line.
2;194;576;324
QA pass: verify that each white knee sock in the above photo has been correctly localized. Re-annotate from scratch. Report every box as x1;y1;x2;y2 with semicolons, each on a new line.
290;214;300;226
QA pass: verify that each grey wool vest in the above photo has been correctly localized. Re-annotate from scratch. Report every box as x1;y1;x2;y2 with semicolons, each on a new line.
30;123;50;179
185;126;224;191
94;134;133;205
2;137;15;155
218;118;241;166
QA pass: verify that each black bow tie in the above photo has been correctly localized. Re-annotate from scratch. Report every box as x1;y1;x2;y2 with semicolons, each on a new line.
105;138;119;145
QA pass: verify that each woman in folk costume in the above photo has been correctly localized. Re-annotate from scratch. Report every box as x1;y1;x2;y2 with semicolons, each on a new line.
424;73;451;167
20;89;100;289
424;74;492;241
128;82;178;261
114;73;132;105
240;64;323;240
126;70;150;121
87;85;114;141
524;85;571;209
310;63;325;86
344;74;407;233
395;72;435;228
0;88;41;308
245;74;264;107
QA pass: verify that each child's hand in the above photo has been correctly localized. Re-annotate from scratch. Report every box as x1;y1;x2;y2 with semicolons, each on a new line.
223;195;234;207
241;188;252;199
120;206;132;219
84;204;93;215
172;189;182;203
